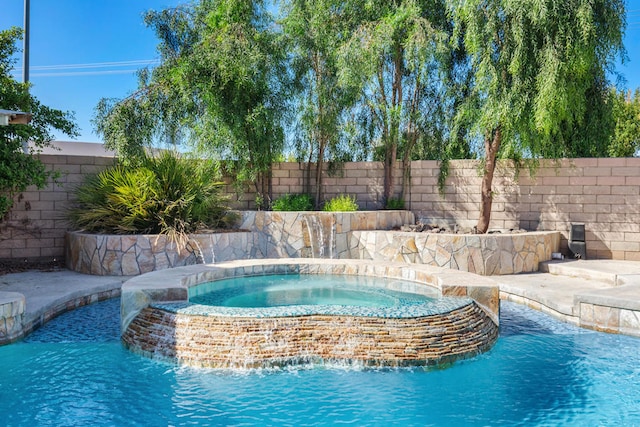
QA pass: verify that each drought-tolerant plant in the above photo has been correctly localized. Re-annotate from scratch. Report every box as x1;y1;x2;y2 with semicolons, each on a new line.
271;193;314;211
69;151;231;239
322;194;358;212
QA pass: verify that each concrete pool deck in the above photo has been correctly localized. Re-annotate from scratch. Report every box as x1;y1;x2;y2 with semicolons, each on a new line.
1;259;640;344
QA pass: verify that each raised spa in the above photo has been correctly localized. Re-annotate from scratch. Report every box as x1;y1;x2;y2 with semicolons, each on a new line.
121;261;499;369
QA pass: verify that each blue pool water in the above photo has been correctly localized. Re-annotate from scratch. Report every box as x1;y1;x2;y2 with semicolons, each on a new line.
1;298;639;426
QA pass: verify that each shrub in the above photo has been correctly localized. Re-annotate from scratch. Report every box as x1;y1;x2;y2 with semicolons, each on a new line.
385;197;405;210
69;151;231;239
322;194;358;212
271;193;314;211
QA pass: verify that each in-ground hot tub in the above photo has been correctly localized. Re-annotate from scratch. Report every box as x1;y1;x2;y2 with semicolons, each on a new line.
121;259;499;369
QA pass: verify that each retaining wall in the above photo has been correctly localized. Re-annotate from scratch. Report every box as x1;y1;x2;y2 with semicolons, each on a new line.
351;230;560;275
66;212;558;276
2;155;638;262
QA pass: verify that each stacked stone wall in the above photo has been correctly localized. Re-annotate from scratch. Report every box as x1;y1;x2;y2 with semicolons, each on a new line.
2;155;638;262
123;301;498;369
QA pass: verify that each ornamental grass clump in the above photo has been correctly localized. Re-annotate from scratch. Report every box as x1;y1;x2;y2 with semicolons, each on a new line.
69;151;232;239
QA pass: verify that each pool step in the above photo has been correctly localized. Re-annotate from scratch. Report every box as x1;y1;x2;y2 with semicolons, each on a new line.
540;260;640;287
499;261;640;336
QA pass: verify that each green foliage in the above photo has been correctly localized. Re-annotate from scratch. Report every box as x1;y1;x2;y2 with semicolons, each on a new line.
281;0;360;207
0;28;78;219
451;0;625;153
337;0;450;203
94;1;287;199
385;197;405;210
608;88;640;157
322;194;358;212
271;193;314;211
448;0;626;232
92;1;631;219
69;151;231;238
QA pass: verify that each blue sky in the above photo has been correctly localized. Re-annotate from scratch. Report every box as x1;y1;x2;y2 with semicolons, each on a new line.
1;0;639;143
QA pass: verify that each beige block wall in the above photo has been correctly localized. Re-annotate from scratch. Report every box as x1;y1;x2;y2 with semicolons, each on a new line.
0;155;116;262
1;155;638;262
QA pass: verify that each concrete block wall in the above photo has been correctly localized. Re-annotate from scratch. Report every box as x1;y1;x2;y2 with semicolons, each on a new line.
411;158;640;261
0;154;638;263
262;158;640;261
0;155;116;263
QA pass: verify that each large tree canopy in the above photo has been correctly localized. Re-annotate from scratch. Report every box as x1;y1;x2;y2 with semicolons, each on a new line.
281;0;359;208
0;27;78;218
449;0;626;232
94;0;630;218
608;87;640;157
338;0;449;206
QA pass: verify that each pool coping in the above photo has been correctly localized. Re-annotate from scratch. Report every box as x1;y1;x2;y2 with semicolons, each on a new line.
3;259;640;346
120;258;501;333
0;271;126;344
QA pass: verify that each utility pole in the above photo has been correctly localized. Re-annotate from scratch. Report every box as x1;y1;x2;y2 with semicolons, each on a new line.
21;0;31;153
23;0;30;84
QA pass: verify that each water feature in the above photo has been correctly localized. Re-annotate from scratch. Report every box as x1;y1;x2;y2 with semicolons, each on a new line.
123;272;497;368
185;239;206;264
2;298;639;426
301;214;336;258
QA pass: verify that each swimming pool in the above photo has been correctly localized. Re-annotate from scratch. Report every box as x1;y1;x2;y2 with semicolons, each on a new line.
1;298;639;426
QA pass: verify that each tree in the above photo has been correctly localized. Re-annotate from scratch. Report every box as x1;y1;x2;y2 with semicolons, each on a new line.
608;87;640;157
94;0;288;207
0;27;78;218
338;0;447;206
281;0;358;208
450;0;626;233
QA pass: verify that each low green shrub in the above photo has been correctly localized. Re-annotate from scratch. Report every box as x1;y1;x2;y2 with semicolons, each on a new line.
68;151;232;238
322;194;358;212
385;197;405;210
272;193;314;211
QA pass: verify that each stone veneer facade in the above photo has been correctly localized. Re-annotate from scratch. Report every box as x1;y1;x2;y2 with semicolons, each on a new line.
500;292;640;338
65;231;255;276
65;211;414;275
0;292;24;343
120;258;500;368
66;211;559;276
124;302;498;369
350;230;560;275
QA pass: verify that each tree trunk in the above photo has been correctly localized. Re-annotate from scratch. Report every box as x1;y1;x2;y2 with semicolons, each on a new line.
383;142;396;206
476;127;501;233
400;131;416;204
314;140;326;209
383;44;403;207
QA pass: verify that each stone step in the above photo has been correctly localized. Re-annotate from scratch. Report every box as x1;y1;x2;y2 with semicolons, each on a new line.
497;272;609;317
540;260;640;286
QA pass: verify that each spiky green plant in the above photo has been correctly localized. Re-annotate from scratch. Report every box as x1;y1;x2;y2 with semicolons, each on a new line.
69;151;231;238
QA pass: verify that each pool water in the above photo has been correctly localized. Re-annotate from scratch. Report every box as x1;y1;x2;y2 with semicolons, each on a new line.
189;274;435;308
1;298;639;426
